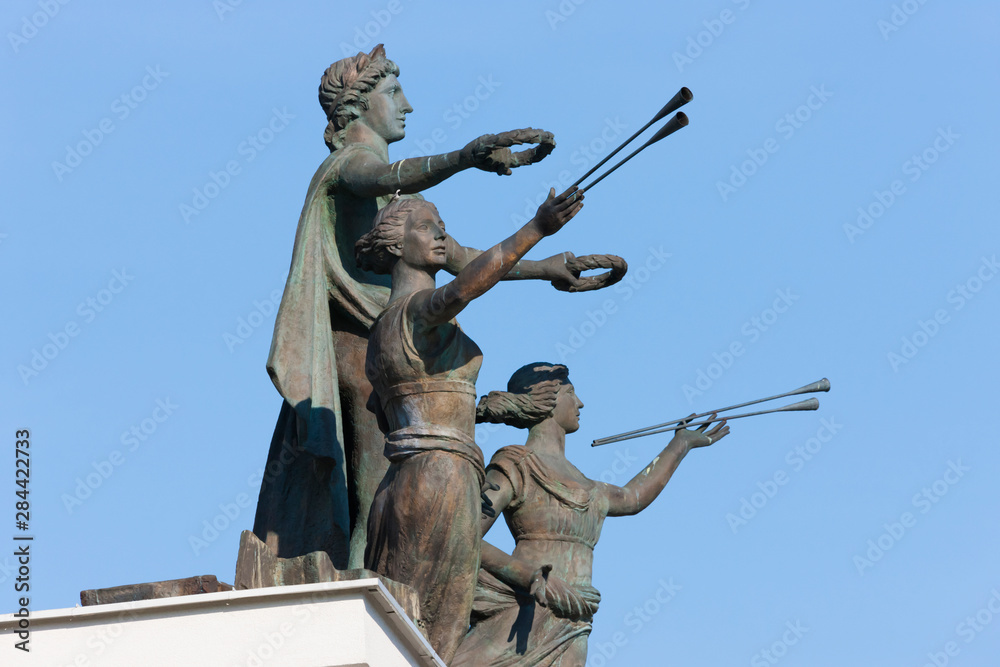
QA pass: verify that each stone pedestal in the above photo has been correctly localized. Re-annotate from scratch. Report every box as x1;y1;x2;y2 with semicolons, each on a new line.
235;530;421;623
0;579;444;666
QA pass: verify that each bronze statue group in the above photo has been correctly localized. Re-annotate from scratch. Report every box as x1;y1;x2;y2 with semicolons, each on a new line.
252;45;729;666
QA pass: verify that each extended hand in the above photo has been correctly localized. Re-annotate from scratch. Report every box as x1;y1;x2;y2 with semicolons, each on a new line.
461;133;514;176
533;187;584;237
670;412;730;451
539;252;584;289
461;129;556;175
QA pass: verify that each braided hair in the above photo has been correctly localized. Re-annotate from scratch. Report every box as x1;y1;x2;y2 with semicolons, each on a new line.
476;363;569;428
318;44;400;151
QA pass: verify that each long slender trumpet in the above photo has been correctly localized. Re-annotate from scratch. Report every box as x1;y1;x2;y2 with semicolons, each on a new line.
577;112;689;194
591;399;820;446
591;378;830;447
571;87;693;190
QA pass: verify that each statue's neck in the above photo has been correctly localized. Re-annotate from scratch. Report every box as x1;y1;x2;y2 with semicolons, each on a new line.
526;419;567;457
388;263;437;304
343;123;389;162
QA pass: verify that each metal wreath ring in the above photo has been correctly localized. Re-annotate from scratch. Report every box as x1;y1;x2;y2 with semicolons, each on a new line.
487;128;556;170
552;254;629;293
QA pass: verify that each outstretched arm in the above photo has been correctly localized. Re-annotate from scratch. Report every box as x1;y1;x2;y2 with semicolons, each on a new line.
416;187;583;327
445;239;581;287
605;416;730;517
339;133;527;198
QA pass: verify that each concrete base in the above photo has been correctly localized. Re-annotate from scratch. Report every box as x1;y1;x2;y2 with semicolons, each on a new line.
0;579;444;666
234;530;421;623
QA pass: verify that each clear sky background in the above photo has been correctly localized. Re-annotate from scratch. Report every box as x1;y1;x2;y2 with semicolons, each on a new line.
3;1;999;665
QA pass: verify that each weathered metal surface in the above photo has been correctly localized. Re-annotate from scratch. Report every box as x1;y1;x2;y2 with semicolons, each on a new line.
80;575;233;607
454;363;729;665
253;45;586;575
358;187;582;662
234;530;421;623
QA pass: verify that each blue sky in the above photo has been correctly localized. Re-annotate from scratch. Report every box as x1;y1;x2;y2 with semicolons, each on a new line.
3;1;999;664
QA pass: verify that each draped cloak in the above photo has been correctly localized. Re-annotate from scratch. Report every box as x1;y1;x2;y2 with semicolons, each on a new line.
254;143;421;564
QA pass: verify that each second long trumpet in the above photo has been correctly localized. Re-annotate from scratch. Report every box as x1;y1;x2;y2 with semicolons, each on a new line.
590;378;830;447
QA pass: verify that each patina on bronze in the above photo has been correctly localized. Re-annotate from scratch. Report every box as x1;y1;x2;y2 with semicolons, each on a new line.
550;253;628;293
451;363;729;667
252;45;587;571
360;191;583;663
80;575;232;607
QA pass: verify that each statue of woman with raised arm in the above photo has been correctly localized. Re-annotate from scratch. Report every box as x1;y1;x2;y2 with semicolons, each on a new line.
357;190;584;662
451;362;730;666
254;44;580;570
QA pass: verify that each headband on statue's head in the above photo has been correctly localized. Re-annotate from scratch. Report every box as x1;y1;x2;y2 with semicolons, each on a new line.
326;44;388;121
320;44;398;151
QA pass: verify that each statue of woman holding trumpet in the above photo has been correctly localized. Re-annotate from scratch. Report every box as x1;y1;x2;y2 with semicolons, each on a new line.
358;188;585;662
450;362;730;667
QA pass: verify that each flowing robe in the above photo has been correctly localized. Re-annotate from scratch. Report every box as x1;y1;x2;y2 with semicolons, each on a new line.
364;292;486;662
453;446;606;667
253;143;421;568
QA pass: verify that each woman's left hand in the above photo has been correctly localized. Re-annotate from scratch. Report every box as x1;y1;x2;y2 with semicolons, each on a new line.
533;187;584;237
480;481;501;518
670;412;730;451
540;252;583;288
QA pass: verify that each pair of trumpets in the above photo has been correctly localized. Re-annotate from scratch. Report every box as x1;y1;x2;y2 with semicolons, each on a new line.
591;378;831;447
573;87;693;194
575;93;829;444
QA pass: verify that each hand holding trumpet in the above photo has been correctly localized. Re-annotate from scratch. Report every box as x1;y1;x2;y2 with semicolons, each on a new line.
592;378;830;447
669;412;731;452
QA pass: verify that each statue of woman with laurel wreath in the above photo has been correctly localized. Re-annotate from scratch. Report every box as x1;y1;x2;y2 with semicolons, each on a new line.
253;44;585;570
450;362;730;666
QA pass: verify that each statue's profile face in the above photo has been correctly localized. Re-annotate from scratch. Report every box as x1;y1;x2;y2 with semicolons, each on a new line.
552;381;583;434
397;203;447;270
360;74;412;143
